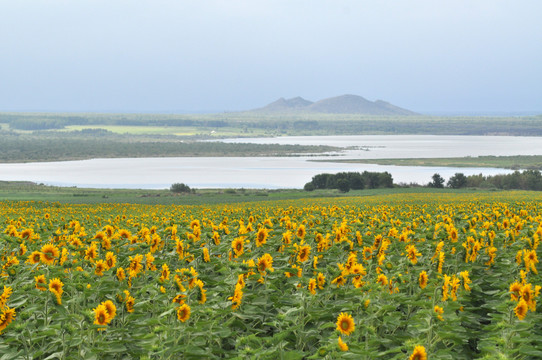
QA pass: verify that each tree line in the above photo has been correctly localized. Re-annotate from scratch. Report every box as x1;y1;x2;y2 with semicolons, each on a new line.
304;171;394;192
304;170;542;192
430;171;542;191
2;112;542;135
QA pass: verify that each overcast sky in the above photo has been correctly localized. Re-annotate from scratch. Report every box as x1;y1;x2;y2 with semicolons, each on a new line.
1;0;541;114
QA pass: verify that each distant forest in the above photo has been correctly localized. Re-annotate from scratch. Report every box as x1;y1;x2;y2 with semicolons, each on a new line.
1;112;542;135
0;132;336;163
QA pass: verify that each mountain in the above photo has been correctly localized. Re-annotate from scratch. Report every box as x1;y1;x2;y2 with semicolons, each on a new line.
250;94;418;115
253;96;314;112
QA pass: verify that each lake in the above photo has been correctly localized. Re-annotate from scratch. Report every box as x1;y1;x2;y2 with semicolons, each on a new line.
1;135;540;189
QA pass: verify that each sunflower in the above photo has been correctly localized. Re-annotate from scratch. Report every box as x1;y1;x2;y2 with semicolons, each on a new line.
212;231;221;245
331;275;346;287
0;286;12;309
172;294;186;305
0;307;16;334
255;228;268;247
296;224;306;239
49;278;63;296
35;275;47;291
362;246;373;261
20;228;34;240
84;242;98;261
40;244;59;265
515;299;528;320
102;300;117;321
337;336;348;351
18;243;27;256
448;227;458;242
437;251;445;274
350;263;366;277
27;251;42;265
93;231;107;241
177;303;191;322
202;248;210;263
95;260;107;276
59;248;68;265
169;235;182;256
460;270;472;291
257;253;274;274
296;244;311;263
308;278;317;295
406;244;422;264
336;312;355;336
116;267;126;282
524;249;539;273
160;264;170;282
117;229;132;240
231;237;245;257
125;296;135;313
195;279;207;304
229;283;244;310
105;252;117;269
317;272;326;290
49;278;64;305
282;231;292;245
93;304;110;326
434;305;444;321
149;234;161;253
419;271;428;289
236;274;246;288
128;254;144;274
521;284;536;311
509;281;522;301
190;219;200;230
377;274;389;287
409;345;427;360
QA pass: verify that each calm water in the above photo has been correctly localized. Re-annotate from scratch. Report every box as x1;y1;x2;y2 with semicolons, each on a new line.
1;135;539;189
221;135;542;159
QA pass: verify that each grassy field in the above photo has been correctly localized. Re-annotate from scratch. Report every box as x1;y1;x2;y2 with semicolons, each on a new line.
61;125;276;137
0;181;491;205
317;155;542;170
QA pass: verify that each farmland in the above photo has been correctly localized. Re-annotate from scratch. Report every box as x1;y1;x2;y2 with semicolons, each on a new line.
1;191;541;358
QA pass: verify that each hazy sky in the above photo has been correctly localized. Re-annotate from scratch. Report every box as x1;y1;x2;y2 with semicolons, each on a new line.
1;0;541;114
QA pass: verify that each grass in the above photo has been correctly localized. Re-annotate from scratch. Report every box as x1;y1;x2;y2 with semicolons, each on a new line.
315;155;542;170
0;181;497;205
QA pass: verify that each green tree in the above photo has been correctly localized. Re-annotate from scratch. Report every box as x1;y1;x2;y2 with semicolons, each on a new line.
337;179;350;193
428;173;445;188
447;173;467;189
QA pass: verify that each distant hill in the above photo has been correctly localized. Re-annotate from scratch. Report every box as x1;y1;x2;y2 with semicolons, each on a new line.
257;96;314;112
250;94;418;115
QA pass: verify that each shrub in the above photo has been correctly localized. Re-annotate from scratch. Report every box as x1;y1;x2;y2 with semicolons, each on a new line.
170;183;191;193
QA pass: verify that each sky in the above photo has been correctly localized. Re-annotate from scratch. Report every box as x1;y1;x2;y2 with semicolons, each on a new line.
1;0;541;114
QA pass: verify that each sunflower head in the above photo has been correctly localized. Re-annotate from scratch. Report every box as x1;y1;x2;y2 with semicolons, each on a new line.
48;278;64;295
35;275;47;291
409;345;427;360
336;312;355;336
177;303;191;322
93;304;110;326
102;300;117;321
337;336;348;351
40;244;59;265
515;299;528;320
419;271;428;289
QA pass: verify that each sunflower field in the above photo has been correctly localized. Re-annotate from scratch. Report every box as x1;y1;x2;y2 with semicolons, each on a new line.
1;192;542;359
